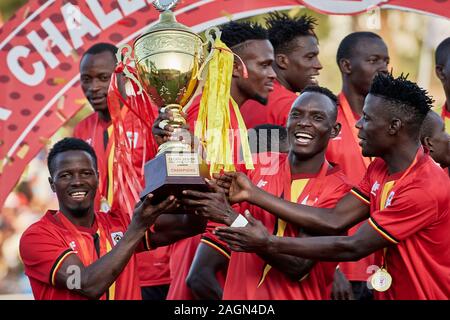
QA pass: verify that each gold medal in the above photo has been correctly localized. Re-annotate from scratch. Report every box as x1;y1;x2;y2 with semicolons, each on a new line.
371;268;392;292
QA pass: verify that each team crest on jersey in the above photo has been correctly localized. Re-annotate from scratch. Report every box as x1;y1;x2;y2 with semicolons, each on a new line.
126;132;139;148
371;181;380;196
69;241;76;250
301;195;318;206
257;180;268;188
385;191;395;208
111;232;124;246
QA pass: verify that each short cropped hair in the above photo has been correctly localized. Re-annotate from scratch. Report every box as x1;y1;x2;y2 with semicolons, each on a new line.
369;73;433;132
265;12;317;54
336;32;383;65
81;42;118;63
48;137;98;177
220;21;268;50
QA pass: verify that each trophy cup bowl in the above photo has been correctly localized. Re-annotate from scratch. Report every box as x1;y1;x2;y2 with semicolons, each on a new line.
131;8;209;205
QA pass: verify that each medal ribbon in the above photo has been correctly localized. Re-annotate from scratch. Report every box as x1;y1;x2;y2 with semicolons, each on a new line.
377;147;423;270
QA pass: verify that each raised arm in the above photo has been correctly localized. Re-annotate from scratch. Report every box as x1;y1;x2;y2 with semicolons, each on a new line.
54;195;177;299
148;213;207;248
216;172;370;235
256;230;316;282
265;222;390;261
215;214;391;262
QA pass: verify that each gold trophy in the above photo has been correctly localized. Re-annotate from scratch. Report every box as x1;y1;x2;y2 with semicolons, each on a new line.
124;0;213;204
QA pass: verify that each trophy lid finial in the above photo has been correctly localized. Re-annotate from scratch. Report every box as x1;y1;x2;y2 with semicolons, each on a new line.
138;0;198;35
153;0;179;12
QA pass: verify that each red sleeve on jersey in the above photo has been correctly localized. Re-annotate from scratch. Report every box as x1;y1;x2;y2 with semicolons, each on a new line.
73;114;96;141
201;218;234;260
200;203;242;259
201;226;231;260
19;225;75;286
317;173;353;208
265;80;297;127
267;95;296;127
351;163;374;204
369;187;439;243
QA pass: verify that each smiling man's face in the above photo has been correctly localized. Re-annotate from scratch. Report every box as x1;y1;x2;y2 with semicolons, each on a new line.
287;91;338;158
49;150;98;216
284;35;322;93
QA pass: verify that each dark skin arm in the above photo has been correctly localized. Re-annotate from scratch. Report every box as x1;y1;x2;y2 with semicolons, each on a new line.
181;179;240;226
215;173;356;298
186;243;229;300
183;180;315;281
148;213;207;248
215;212;391;262
54;194;177;299
256;229;315;282
215;172;370;235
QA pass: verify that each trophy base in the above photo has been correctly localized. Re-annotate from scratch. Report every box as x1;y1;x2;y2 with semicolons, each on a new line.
140;152;210;213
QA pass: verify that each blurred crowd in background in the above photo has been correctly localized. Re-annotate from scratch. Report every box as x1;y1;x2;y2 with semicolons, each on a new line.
0;151;52;295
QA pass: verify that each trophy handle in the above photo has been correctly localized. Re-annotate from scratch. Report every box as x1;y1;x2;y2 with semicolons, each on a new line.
116;44;144;95
195;26;222;81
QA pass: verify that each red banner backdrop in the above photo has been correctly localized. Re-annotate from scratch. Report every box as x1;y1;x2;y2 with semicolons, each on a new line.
0;0;449;208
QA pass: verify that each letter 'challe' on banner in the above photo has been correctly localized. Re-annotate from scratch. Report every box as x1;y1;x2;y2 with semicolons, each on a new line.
1;0;449;209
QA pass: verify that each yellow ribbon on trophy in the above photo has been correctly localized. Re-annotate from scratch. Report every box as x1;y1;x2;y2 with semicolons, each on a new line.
195;37;254;175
